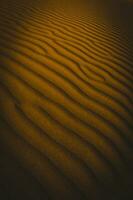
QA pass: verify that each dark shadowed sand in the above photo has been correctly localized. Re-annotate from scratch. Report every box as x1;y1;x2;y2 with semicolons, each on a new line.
0;0;133;199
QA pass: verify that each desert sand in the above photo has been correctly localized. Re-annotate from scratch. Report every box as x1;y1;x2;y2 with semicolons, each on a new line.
0;0;133;199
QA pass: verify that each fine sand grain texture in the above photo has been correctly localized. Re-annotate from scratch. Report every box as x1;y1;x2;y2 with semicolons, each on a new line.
0;0;133;199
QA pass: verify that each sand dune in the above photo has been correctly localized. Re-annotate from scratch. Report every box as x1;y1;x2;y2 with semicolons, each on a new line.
0;0;133;199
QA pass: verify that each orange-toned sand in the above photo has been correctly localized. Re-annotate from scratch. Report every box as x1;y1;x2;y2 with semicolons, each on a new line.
0;0;133;199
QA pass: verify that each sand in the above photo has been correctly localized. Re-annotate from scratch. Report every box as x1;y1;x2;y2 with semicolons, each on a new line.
0;0;133;199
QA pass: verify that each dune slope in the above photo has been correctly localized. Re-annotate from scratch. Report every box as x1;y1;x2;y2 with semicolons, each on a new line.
0;0;133;199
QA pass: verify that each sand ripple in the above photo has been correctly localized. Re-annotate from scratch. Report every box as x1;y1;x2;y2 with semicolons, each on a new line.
0;0;133;199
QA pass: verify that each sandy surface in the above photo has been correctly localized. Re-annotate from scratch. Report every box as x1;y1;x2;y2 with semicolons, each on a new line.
0;0;133;199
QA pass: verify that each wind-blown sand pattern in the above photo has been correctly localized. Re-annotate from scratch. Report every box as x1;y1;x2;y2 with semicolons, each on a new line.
0;0;133;199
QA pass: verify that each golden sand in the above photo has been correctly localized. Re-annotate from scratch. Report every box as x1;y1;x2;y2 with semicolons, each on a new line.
0;0;133;199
